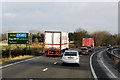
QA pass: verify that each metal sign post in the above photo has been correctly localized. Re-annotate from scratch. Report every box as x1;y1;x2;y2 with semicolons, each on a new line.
26;44;27;55
8;44;12;58
8;33;29;58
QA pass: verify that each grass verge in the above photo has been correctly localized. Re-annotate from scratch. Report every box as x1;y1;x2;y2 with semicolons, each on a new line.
1;55;35;64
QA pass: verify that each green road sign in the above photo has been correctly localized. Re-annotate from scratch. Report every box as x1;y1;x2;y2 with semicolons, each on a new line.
8;33;29;44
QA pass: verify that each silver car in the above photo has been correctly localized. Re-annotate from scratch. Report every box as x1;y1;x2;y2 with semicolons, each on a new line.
61;50;80;66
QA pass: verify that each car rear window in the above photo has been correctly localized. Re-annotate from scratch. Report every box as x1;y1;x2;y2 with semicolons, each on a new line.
81;48;88;50
64;52;77;56
87;47;91;48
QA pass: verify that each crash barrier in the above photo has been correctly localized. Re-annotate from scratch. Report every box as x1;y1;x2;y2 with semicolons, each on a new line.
106;49;120;68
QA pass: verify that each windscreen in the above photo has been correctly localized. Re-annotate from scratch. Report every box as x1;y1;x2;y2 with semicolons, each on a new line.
64;52;77;56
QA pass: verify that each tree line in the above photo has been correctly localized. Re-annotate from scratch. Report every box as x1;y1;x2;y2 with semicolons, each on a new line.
69;28;120;47
1;28;120;46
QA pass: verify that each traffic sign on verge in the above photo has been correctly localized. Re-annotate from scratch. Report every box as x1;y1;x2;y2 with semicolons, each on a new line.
8;33;29;44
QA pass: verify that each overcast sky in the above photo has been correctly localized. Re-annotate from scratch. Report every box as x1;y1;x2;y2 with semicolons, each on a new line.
2;2;118;34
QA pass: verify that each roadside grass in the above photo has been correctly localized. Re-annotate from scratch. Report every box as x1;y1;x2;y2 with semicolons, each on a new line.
1;43;43;64
1;55;34;64
2;44;43;50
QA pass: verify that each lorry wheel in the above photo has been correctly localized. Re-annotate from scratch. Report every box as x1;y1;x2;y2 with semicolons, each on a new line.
46;55;49;57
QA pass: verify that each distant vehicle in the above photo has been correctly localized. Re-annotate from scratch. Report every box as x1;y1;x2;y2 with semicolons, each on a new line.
80;47;89;55
106;44;111;48
106;44;112;51
61;50;80;66
44;31;69;56
87;46;93;52
82;38;94;49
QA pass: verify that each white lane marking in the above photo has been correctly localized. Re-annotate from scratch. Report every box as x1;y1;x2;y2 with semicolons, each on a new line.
43;68;48;72
0;56;41;69
112;49;120;58
100;51;118;79
54;62;57;65
90;50;99;80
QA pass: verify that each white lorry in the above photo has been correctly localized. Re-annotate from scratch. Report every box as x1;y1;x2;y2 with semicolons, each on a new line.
44;31;69;56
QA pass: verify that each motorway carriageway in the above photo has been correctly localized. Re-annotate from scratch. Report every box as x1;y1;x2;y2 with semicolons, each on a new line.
1;48;120;80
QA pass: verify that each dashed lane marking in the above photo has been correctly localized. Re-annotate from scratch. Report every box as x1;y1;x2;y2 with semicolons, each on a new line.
54;62;57;65
43;68;48;72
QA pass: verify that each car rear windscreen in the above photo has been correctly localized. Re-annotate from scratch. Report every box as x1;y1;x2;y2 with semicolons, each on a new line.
81;48;87;50
87;47;91;48
64;52;77;56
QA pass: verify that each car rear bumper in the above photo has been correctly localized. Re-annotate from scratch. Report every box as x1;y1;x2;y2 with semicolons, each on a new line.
61;59;79;64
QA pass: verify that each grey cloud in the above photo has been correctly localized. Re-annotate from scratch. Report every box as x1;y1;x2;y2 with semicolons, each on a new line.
2;2;118;34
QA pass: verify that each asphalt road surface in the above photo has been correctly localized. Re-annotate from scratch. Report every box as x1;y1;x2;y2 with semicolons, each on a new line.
2;55;92;78
2;47;118;80
113;48;120;57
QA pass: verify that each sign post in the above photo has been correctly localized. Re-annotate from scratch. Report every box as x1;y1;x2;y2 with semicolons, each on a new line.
8;33;29;58
8;44;12;58
26;44;27;55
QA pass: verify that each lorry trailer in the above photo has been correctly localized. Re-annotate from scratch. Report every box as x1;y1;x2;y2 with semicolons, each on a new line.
82;38;94;48
44;31;69;56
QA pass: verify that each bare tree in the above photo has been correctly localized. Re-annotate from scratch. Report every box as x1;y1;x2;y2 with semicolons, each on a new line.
34;38;39;44
74;28;89;47
92;31;113;46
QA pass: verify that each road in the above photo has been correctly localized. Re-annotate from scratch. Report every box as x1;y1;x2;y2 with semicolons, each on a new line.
2;48;119;80
92;48;120;80
113;48;120;57
2;54;92;78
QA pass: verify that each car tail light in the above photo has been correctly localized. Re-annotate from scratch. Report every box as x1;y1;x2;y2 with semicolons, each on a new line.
80;50;82;51
76;57;79;59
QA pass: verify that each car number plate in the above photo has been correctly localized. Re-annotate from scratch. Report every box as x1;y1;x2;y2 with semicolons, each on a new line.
82;52;86;54
68;57;73;59
51;52;54;53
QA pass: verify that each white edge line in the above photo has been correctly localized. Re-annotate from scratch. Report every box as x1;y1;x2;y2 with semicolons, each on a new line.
112;49;120;58
90;51;99;80
0;56;41;69
100;50;118;79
